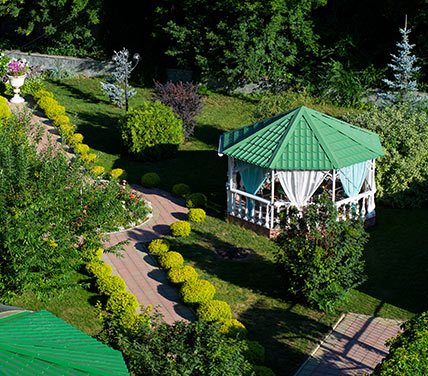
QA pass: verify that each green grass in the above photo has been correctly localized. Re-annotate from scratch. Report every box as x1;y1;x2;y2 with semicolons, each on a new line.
41;77;428;375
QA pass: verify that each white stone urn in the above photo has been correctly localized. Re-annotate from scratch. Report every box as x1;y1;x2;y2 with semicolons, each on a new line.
7;74;27;104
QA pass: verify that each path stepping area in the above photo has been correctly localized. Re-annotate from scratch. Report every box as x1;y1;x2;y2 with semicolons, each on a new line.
295;313;402;376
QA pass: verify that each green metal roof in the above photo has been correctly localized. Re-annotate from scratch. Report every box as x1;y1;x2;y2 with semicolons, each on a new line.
218;106;384;169
0;309;129;375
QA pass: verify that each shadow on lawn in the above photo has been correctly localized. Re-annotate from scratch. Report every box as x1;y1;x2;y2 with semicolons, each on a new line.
239;300;332;376
52;80;111;105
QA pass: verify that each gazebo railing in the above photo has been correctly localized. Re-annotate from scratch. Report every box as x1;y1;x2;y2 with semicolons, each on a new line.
335;191;375;220
227;186;273;228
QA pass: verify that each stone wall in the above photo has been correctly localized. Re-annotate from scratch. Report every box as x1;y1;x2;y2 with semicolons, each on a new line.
4;50;113;77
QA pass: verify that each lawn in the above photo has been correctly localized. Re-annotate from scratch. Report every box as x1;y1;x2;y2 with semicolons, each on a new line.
40;77;428;375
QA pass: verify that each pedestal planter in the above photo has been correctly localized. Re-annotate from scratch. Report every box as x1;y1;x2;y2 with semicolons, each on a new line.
7;74;26;104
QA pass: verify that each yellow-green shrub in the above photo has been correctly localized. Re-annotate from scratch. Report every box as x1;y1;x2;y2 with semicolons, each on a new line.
252;365;276;376
180;279;216;304
68;133;84;145
159;251;184;270
53;114;70;127
167;265;198;284
37;96;66;119
169;220;191;237
188;208;206;223
109;168;127;181
90;165;105;175
186;192;207;208
141;172;161;188
81;153;97;163
172;183;191;198
243;340;265;365
86;262;112;279
105;291;139;315
147;238;169;256
0;103;11;120
74;143;90;155
60;123;75;136
0;96;7;103
196;300;232;321
218;319;247;338
87;247;103;261
96;275;127;296
33;90;54;101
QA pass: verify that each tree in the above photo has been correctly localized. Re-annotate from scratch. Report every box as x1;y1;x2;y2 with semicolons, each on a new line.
380;17;423;107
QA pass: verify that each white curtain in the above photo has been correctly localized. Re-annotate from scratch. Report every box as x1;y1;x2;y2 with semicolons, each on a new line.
277;170;328;208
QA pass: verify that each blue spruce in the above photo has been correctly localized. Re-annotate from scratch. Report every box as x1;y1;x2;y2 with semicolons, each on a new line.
101;48;136;109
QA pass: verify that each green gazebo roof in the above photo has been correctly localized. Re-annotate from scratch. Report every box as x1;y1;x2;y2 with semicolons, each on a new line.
0;309;129;375
218;106;384;169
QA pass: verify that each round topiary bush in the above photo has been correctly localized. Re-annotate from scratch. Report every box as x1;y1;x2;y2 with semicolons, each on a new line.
74;143;90;155
96;275;127;296
120;100;183;160
252;365;276;376
188;208;206;223
186;193;207;208
86;262;112;279
218;319;247;338
141;172;161;188
170;220;191;237
33;89;54;101
243;340;265;365
167;265;198;284
105;291;139;316
159;251;184;269
180;279;216;304
52;114;70;127
147;238;170;256
172;183;191;198
196;300;232;321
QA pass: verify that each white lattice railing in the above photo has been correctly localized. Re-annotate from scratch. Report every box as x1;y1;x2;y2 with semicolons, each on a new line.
335;191;375;220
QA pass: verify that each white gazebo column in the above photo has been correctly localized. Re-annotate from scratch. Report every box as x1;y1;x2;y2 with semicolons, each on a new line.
227;157;235;215
332;169;336;202
270;170;275;229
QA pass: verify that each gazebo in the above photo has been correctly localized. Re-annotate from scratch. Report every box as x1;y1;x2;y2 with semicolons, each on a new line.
218;106;384;237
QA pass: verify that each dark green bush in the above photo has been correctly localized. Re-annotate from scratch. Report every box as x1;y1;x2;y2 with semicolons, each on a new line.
186;192;207;208
372;311;428;375
252;365;276;376
172;183;191;198
141;172;161;188
275;193;368;311
120;100;183;160
343;105;428;207
196;300;232;321
243;340;265;365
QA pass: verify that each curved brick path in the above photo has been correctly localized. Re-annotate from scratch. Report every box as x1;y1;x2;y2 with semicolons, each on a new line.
102;186;196;324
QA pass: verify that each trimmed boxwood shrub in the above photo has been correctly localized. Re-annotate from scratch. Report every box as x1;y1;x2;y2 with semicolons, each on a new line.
147;238;170;256
167;265;198;284
68;133;84;145
141;172;160;188
96;275;127;296
252;365;276;376
172;183;191;198
180;279;216;304
105;291;139;315
52;114;70;127
188;208;206;223
75;143;90;155
186;192;207;208
170;220;191;237
86;262;112;279
0;102;10;120
196;300;232;321
33;89;54;101
120;100;183;160
218;319;247;338
159;251;184;270
372;311;428;375
243;340;265;365
86;247;103;261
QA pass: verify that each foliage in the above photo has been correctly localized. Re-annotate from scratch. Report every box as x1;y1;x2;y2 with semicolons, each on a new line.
153;80;204;139
105;291;139;316
120;101;183;160
243;340;265;365
141;172;161;188
372;311;428;375
197;300;232;321
86;262;112;279
188;208;206;223
156;0;327;88
147;239;170;256
167;265;198;284
109;168;127;181
172;183;191;198
343;105;428;207
218;319;247;339
169;220;191;237
0;97;10;120
158;251;184;270
380;23;424;107
33;90;54;101
36;95;66;119
97;316;253;376
275;194;368;311
96;275;127;296
85;247;103;261
90;165;105;175
100;48;137;109
252;365;276;376
0;0;102;57
180;279;216;304
0;51;10;76
186;192;207;209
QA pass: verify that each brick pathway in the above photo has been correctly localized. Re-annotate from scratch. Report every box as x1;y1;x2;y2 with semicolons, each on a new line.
9;100;195;324
295;313;402;376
